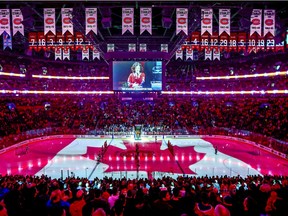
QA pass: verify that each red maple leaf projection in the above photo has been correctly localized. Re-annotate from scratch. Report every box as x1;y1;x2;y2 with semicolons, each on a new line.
83;140;206;175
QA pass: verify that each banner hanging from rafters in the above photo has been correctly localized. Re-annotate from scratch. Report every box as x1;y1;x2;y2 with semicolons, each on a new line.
205;48;212;60
161;44;168;52
128;43;136;52
55;47;62;60
12;9;24;36
219;9;230;36
176;8;188;35
85;8;97;35
61;8;73;34
0;9;11;36
82;47;89;60
140;8;152;35
264;9;275;36
175;48;183;60
122;8;134;35
250;9;262;36
44;8;56;35
201;8;213;35
186;49;193;60
63;47;70;60
139;43;147;52
3;31;12;50
92;47;100;60
213;48;220;60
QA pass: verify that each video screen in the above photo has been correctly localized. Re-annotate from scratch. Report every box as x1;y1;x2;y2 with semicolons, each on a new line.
112;61;163;91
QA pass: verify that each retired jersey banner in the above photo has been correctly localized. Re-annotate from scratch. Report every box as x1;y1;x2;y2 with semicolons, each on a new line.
107;43;114;52
75;32;84;50
62;8;73;34
204;48;212;60
176;8;188;35
213;48;220;60
82;47;89;60
200;33;210;50
44;8;56;35
37;32;46;51
28;32;38;51
229;33;237;52
65;32;75;51
250;9;262;36
12;9;24;36
140;8;152;35
186;49;193;60
256;35;265;52
92;47;100;60
3;31;12;50
56;32;65;49
219;9;230;36
63;47;70;60
264;10;275;36
55;47;62;60
139;43;147;52
0;9;11;36
128;43;136;52
85;8;97;35
210;32;219;49
122;8;134;35
175;48;183;60
266;33;275;51
219;32;229;51
46;31;56;50
237;32;247;52
201;8;213;35
161;44;168;52
191;32;200;50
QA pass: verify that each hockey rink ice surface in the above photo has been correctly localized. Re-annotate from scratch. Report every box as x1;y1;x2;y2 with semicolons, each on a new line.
0;136;287;179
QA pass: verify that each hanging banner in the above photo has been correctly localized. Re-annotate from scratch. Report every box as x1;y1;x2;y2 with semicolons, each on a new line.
200;33;210;50
92;47;100;60
248;33;257;53
82;47;90;60
186;49;193;60
56;32;65;49
75;32;84;50
0;9;11;36
107;43;114;52
275;40;284;52
250;9;262;36
139;43;147;52
46;31;56;50
204;48;212;60
256;35;265;52
28;32;38;51
176;8;188;35
263;9;275;36
237;32;247;52
210;32;219;49
229;32;237;52
62;8;73;34
65;32;75;51
140;8;152;35
85;8;97;35
63;47;70;60
128;43;136;52
161;44;168;52
219;32;229;51
122;8;134;35
3;31;12;50
44;8;56;35
55;47;62;60
12;9;24;36
37;32;46;51
266;33;275;51
219;9;230;36
191;32;200;50
213;48;220;60
175;48;183;60
201;8;213;35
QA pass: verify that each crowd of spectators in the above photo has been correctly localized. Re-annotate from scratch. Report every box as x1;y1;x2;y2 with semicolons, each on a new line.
0;174;287;216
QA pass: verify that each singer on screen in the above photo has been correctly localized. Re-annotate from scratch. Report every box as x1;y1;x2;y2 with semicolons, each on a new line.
127;62;145;88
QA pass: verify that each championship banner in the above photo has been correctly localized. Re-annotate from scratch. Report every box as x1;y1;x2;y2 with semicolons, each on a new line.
248;33;257;53
264;10;275;36
128;43;136;52
85;8;97;35
201;8;213;35
37;32;46;51
204;48;212;60
28;32;38;51
12;9;24;36
200;33;210;50
213;48;220;60
229;33;237;52
61;8;73;35
63;47;70;60
191;32;200;50
46;31;56;50
0;9;11;36
55;47;62;60
176;8;188;35
256;35;265;52
237;32;247;52
3;31;12;50
210;32;219;49
139;43;147;52
219;9;230;36
175;48;183;60
186;49;193;60
65;32;75;51
122;8;134;35
82;47;90;60
44;8;56;35
92;47;100;60
250;9;262;36
140;8;152;35
56;32;65;49
219;32;229;51
107;43;114;52
161;44;168;52
266;33;275;51
75;32;84;50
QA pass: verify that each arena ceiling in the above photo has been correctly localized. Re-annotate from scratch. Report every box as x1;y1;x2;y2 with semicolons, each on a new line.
1;1;288;63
